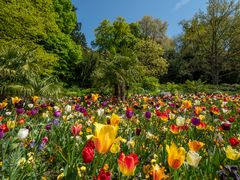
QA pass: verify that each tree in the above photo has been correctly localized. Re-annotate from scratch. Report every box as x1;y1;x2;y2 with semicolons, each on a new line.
93;17;137;53
0;0;83;87
93;17;147;98
92;50;145;99
52;0;77;34
180;0;240;84
43;33;82;86
0;0;59;43
71;22;88;49
138;16;173;48
134;39;168;78
0;46;61;97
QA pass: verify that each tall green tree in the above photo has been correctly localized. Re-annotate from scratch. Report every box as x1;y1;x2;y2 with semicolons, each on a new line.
134;39;168;78
138;16;173;49
181;0;240;84
93;17;146;98
52;0;77;34
93;17;137;53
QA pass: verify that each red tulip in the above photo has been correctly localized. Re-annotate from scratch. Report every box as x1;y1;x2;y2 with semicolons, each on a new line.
97;168;111;180
82;144;94;163
229;137;240;147
118;152;139;176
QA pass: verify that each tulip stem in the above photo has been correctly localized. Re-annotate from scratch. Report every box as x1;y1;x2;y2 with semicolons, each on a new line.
92;153;100;178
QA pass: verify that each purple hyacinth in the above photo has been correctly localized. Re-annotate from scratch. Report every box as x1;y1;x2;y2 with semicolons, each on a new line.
16;107;25;114
191;117;200;126
54;110;61;117
0;129;4;139
52;119;59;126
145;111;151;119
126;110;134;119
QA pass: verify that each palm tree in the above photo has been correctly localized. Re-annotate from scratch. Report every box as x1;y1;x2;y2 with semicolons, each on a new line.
92;49;145;100
0;46;62;98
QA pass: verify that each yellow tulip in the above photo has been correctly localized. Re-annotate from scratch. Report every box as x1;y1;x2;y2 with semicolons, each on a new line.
166;142;185;169
188;140;205;152
110;141;120;154
32;96;39;103
186;151;202;167
91;93;99;102
92;122;118;154
110;113;121;126
152;164;168;180
11;97;21;105
0;102;8;109
224;146;240;160
7;120;16;129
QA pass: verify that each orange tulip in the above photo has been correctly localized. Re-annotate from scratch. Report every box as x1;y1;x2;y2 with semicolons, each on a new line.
152;164;168;180
181;100;192;109
92;123;118;154
118;152;139;176
188;140;205;152
166;142;185;170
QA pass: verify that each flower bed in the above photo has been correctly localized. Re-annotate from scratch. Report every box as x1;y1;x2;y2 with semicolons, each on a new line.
0;93;239;179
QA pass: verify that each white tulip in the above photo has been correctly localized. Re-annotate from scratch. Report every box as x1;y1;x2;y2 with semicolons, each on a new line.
176;116;185;126
186;151;202;167
18;128;29;139
65;105;72;113
97;108;104;116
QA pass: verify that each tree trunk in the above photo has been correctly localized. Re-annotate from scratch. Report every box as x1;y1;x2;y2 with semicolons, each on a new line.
120;83;125;101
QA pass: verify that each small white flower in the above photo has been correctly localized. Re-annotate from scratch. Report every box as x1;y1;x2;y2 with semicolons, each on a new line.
97;108;104;116
65;105;72;113
28;104;34;108
54;106;60;111
6;112;12;116
18;128;29;139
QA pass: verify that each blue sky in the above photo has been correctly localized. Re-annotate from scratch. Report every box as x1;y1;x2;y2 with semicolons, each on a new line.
72;0;207;44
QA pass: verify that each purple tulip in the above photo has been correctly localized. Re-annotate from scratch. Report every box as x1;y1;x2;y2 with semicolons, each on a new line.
31;107;39;115
54;110;61;117
75;104;81;111
0;129;4;139
101;101;107;107
41;103;47;109
45;124;52;131
79;107;86;113
136;128;141;136
16;107;25;114
126;110;134;119
145;111;151;119
191;117;200;126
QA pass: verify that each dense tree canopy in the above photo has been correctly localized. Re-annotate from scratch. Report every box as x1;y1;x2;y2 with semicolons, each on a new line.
179;0;240;84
